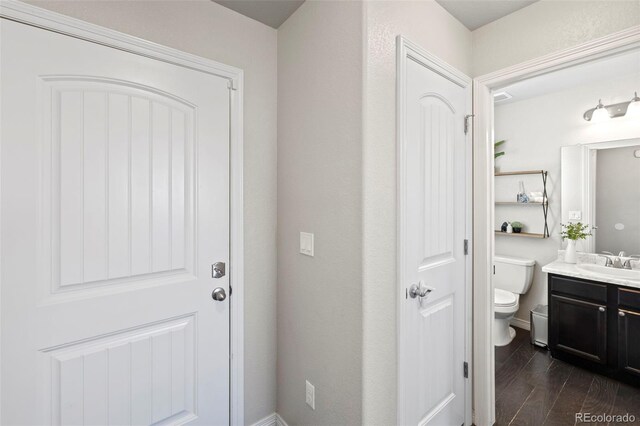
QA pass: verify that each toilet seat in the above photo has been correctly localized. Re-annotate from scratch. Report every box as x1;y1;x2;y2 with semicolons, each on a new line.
494;288;517;307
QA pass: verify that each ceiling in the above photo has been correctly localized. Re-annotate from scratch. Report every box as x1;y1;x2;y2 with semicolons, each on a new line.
213;0;305;29
495;49;640;104
435;0;539;30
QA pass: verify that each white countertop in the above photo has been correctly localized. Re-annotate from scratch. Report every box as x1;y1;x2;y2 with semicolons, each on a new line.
542;260;640;289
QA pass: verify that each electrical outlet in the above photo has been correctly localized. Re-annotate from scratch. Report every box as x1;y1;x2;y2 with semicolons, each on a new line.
305;380;315;410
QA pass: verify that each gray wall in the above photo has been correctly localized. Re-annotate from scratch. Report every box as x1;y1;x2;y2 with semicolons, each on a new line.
277;1;364;425
472;0;640;76
25;1;278;423
596;144;640;255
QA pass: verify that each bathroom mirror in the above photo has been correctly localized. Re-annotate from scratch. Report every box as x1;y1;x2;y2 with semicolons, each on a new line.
561;138;640;255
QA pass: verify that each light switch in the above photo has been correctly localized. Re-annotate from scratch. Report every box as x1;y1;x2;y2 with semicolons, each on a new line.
300;232;314;257
569;211;582;220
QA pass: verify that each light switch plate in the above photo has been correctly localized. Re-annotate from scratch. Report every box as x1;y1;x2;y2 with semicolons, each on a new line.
305;380;315;410
569;211;582;220
300;232;314;257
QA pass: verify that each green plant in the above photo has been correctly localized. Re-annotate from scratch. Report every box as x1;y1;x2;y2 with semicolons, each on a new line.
561;222;592;241
511;221;523;229
494;140;506;159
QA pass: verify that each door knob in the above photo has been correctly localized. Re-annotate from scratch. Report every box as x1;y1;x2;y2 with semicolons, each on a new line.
212;287;227;301
619;311;626;317
409;282;433;299
599;306;606;312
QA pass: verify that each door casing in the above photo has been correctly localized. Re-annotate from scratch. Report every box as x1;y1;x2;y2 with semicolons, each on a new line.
0;1;245;424
396;35;473;426
472;25;640;426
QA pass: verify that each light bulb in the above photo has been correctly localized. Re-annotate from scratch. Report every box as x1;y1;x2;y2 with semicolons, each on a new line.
590;99;610;123
626;92;640;118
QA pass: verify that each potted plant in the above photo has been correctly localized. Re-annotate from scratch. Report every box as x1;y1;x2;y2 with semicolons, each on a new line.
511;221;523;233
561;222;592;264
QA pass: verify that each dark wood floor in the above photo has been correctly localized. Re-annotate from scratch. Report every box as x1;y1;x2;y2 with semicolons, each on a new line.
495;329;640;425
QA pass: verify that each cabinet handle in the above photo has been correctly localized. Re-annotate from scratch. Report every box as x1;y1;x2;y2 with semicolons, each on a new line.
619;311;626;317
599;306;606;312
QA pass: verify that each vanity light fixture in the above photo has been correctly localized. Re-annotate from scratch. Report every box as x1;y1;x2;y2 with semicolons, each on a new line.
589;99;610;123
583;92;640;121
626;92;640;118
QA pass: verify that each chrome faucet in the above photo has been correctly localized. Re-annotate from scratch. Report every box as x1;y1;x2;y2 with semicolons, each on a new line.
602;252;640;269
601;251;624;268
599;254;614;267
622;255;640;270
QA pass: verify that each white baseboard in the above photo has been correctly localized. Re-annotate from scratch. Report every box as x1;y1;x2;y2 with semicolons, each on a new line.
276;413;289;426
249;413;288;426
510;317;530;331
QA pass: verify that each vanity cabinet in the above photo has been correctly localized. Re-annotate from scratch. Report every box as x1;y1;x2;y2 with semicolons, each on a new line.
617;288;640;377
549;293;607;364
548;274;640;386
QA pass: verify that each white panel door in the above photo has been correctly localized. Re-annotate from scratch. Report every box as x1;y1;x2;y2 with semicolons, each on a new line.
1;19;231;425
399;41;471;426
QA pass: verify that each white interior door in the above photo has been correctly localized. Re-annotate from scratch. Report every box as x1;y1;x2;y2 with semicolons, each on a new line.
1;18;231;425
398;39;472;426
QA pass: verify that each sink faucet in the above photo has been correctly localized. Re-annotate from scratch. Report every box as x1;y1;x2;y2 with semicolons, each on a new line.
601;252;624;268
622;255;640;270
599;253;614;267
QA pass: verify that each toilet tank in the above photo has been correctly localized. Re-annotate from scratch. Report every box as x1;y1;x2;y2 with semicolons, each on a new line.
494;255;535;294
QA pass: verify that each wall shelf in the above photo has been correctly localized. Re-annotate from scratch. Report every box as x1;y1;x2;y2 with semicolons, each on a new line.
495;170;546;176
495;201;547;206
495;230;546;239
495;169;550;238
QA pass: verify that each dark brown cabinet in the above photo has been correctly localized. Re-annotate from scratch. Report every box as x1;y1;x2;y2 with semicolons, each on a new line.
617;287;640;378
548;274;640;386
550;294;607;364
618;308;640;376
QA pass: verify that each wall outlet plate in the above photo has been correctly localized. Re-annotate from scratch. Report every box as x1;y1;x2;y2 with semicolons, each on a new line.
305;380;315;410
569;211;582;220
300;232;314;257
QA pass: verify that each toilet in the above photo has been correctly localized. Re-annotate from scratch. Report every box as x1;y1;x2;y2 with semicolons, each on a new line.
494;255;535;346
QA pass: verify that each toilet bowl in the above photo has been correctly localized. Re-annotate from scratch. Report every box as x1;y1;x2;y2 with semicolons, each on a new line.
493;255;535;346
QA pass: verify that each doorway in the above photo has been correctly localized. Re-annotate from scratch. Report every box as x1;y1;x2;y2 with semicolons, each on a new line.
472;26;640;426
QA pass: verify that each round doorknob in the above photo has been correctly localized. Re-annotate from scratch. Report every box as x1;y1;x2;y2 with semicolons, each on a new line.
619;311;626;317
212;287;227;302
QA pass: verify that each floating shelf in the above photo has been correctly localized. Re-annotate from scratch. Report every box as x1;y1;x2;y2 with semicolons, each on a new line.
495;201;547;206
495;170;546;176
495;231;546;239
495;169;550;238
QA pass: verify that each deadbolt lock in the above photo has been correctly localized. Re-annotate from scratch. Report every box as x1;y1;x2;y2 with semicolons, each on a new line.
212;262;226;279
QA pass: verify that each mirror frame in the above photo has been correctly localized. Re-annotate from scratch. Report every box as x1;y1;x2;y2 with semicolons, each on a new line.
570;138;640;253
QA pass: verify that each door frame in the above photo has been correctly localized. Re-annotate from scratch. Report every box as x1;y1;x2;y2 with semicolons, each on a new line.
472;25;640;426
396;35;473;426
0;1;245;424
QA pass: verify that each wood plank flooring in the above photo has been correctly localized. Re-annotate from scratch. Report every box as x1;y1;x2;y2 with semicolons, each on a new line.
495;329;640;425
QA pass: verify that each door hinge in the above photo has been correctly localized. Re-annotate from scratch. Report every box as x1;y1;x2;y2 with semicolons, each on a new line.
463;361;469;378
464;239;469;255
464;114;474;135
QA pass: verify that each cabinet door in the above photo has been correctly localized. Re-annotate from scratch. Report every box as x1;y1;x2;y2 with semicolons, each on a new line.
618;309;640;376
550;294;607;363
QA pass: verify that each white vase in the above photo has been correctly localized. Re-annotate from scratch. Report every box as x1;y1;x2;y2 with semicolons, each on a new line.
565;240;577;264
